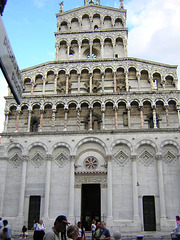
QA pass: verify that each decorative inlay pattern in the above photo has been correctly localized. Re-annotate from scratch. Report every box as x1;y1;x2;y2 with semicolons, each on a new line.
75;174;107;187
84;156;98;170
9;154;22;168
163;150;176;165
31;152;45;168
54;152;69;168
139;150;154;166
114;150;129;166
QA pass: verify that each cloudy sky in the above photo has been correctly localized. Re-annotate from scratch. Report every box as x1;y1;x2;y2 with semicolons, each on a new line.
0;0;180;132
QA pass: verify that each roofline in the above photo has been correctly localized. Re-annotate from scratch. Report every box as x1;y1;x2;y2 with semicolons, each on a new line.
56;4;127;17
21;57;178;73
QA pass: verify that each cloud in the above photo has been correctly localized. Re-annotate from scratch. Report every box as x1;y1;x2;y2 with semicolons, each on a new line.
33;0;47;8
126;0;180;88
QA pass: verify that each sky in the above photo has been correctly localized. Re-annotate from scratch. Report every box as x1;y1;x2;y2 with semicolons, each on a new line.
0;0;180;133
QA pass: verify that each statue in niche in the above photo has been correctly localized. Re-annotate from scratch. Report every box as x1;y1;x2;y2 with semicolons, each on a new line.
120;0;124;9
96;0;100;5
84;0;88;5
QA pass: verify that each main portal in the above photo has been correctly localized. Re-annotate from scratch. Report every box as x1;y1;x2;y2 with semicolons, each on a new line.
81;183;101;230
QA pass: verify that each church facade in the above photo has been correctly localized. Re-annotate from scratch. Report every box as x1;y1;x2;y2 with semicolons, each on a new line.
0;0;180;234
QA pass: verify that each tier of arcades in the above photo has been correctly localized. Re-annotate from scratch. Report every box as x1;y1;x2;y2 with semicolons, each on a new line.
4;90;180;133
55;33;127;60
56;5;126;33
55;5;127;60
20;60;178;96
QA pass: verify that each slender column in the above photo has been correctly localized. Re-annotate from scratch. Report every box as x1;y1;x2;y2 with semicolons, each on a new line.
89;107;93;131
112;42;115;58
114;104;118;129
18;156;28;217
27;108;32;132
54;74;58;94
113;72;117;92
101;42;104;59
79;44;81;59
107;156;113;219
90;43;92;59
76;104;81;131
101;42;103;59
132;156;140;222
55;44;59;60
67;45;70;60
152;106;157;128
127;106;131;129
139;106;144;129
101;103;105;130
89;73;92;93
66;74;69;94
137;72;141;90
124;40;128;57
78;74;80;92
161;77;166;90
125;72;129;91
15;106;21;132
3;110;9;132
149;77;154;91
31;82;35;95
52;108;56;128
164;105;170;126
64;107;68;131
68;156;75;222
39;109;44;132
43;155;52;218
43;77;46;94
177;106;180;127
157;155;166;220
101;73;105;93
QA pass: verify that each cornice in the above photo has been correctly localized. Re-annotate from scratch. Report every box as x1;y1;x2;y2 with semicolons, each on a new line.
56;4;127;17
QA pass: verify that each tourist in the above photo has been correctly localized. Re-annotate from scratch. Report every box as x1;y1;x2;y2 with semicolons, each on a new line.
99;221;110;240
43;215;69;240
77;222;85;240
36;219;46;240
172;216;180;240
67;225;79;240
32;219;38;240
3;220;12;240
0;218;2;230
91;220;96;240
94;222;101;240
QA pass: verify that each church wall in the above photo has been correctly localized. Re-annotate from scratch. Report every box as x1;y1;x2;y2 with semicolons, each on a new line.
49;160;70;218
112;159;133;220
3;161;21;217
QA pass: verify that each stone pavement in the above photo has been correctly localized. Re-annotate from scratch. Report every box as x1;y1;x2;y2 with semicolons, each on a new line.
12;231;175;240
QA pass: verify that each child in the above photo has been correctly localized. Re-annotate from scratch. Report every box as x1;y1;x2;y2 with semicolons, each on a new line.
20;225;28;239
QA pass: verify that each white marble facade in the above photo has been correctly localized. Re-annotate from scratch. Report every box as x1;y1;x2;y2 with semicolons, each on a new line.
0;1;180;235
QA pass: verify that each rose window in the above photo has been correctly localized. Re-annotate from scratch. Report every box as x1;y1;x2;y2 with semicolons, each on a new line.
84;157;98;169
